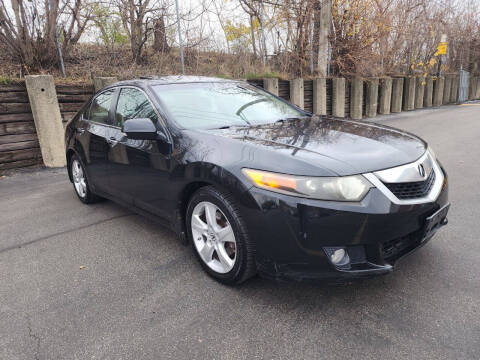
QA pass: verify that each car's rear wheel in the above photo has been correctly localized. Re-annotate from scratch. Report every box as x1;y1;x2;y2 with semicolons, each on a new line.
186;186;256;285
70;155;102;204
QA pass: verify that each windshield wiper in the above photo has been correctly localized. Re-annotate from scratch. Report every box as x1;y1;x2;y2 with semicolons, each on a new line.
214;125;248;130
275;116;310;124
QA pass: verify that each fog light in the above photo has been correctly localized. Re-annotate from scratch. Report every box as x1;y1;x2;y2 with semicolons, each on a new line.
331;249;346;264
324;247;350;267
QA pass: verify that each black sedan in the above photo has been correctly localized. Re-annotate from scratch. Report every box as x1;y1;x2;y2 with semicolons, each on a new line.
65;76;449;284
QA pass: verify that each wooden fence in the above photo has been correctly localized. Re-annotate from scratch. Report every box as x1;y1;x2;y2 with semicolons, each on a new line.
0;83;40;170
0;81;94;171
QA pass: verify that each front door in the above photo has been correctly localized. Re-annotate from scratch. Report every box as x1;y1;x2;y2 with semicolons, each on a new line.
80;88;117;192
107;87;173;220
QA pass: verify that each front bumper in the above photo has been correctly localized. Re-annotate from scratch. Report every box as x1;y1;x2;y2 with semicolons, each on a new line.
240;168;449;283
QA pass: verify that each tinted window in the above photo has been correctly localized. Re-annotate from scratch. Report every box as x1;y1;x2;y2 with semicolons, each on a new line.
89;90;115;124
153;82;304;129
115;88;158;127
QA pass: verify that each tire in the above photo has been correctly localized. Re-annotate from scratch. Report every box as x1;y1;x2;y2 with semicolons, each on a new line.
186;186;256;285
70;154;103;204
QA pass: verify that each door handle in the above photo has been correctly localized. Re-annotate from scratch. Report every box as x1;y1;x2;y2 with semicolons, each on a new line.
76;128;85;134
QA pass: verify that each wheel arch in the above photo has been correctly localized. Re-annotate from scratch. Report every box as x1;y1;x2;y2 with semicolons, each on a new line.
66;149;76;183
66;144;89;183
173;162;256;243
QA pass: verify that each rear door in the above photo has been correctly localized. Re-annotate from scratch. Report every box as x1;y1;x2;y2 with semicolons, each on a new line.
106;87;173;219
79;88;117;192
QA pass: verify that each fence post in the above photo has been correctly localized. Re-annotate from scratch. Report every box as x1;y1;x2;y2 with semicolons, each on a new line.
415;76;425;109
402;76;415;110
450;75;459;103
443;75;452;104
332;78;345;118
391;77;404;113
93;77;117;92
263;78;279;96
350;77;363;119
290;78;304;109
433;76;444;106
378;77;392;115
365;78;378;118
312;78;327;115
468;76;475;101
424;76;434;107
472;77;480;100
476;77;480;99
458;71;469;103
25;75;66;168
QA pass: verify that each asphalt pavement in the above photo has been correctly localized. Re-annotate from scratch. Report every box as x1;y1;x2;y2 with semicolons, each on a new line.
1;103;479;360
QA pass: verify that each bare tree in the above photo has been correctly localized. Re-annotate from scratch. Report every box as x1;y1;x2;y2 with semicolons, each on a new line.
115;0;170;63
0;0;90;71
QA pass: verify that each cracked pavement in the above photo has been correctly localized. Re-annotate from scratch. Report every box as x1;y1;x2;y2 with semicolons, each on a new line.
0;104;479;359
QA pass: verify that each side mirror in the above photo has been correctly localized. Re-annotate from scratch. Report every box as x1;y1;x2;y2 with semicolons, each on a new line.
122;118;158;140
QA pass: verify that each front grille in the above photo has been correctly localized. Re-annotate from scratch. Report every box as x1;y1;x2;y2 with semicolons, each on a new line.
383;170;436;200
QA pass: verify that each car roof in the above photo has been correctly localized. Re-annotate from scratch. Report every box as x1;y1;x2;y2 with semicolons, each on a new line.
111;75;241;88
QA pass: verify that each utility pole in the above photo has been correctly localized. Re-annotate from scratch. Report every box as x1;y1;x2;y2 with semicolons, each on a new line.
317;0;332;76
175;0;185;74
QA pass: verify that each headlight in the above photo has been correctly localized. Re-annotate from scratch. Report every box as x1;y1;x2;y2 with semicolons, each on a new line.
242;168;373;201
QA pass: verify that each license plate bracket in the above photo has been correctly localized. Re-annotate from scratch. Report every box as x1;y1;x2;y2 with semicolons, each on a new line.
422;203;450;241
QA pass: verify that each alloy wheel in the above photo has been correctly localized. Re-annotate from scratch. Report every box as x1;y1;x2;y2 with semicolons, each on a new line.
71;159;87;198
191;201;237;274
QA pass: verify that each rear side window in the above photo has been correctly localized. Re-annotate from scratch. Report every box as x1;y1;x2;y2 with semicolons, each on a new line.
115;88;158;127
89;89;115;124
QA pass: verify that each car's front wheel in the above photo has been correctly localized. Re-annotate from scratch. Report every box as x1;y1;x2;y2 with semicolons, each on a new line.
186;186;256;285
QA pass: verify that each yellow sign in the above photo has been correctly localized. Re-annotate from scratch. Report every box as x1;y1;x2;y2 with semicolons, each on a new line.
437;42;447;55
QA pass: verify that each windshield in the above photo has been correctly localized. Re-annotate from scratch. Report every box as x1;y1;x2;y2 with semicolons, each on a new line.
153;82;305;129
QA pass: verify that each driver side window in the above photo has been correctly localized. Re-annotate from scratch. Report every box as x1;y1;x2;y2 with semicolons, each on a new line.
88;89;115;124
115;88;158;128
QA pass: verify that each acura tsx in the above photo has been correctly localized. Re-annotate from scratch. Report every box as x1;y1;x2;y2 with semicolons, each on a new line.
65;76;449;284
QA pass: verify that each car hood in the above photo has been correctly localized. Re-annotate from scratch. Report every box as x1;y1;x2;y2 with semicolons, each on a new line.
198;117;426;176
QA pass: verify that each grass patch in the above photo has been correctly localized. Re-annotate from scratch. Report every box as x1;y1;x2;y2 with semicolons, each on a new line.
214;73;232;79
0;75;14;85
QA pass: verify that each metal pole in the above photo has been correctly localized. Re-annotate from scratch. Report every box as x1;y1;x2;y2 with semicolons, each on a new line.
327;41;331;76
55;30;66;78
175;0;185;74
259;0;266;67
438;34;447;77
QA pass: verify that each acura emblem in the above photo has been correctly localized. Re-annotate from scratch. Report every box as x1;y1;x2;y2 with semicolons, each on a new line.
418;164;426;177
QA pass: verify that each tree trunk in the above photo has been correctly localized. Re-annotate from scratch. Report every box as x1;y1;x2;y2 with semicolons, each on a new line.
45;0;59;54
131;17;143;64
249;14;257;58
153;16;169;53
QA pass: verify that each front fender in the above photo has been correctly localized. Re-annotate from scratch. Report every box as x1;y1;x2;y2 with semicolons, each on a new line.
179;161;257;208
171;161;260;242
